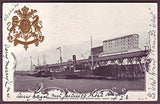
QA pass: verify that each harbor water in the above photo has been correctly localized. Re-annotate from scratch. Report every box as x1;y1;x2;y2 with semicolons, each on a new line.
14;75;145;93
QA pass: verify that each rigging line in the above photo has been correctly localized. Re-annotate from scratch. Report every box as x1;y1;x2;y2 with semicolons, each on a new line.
81;54;91;66
79;49;90;57
77;49;90;60
83;49;90;55
81;52;90;59
63;56;70;61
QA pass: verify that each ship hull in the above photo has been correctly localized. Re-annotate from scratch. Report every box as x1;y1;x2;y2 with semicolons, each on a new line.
50;64;145;80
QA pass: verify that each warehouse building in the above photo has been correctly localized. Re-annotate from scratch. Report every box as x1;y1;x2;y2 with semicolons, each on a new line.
91;46;103;58
103;34;139;54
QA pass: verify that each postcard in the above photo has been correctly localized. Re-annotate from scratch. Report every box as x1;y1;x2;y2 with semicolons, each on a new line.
2;3;158;101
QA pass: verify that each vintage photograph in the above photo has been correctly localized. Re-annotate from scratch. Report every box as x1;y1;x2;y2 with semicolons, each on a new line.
2;3;157;101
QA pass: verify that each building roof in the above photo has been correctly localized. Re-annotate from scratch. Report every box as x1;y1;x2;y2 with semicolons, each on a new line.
103;34;139;43
94;50;148;62
91;46;103;55
91;46;103;50
36;50;149;68
77;50;148;63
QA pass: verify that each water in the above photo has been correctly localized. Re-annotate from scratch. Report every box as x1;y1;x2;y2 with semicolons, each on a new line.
14;75;145;93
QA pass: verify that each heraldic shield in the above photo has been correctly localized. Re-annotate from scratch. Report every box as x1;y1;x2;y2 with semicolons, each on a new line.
7;6;44;50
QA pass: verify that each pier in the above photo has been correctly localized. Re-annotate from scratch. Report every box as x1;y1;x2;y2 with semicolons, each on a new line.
34;50;150;79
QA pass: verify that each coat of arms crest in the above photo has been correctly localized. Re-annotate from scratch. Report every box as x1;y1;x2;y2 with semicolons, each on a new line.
7;6;44;50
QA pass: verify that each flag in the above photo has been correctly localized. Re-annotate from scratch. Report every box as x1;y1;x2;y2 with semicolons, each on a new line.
56;46;61;51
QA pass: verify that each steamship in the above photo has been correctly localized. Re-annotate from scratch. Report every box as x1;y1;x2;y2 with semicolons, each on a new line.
32;34;149;80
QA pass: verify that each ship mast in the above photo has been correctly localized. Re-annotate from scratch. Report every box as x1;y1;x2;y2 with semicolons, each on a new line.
30;56;33;71
57;46;62;71
91;36;94;70
43;55;46;65
38;56;40;66
60;48;62;71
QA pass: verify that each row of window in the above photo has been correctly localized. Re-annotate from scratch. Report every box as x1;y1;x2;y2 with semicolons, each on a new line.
104;46;131;50
104;44;139;51
104;44;138;49
105;40;138;45
104;36;138;43
104;43;138;48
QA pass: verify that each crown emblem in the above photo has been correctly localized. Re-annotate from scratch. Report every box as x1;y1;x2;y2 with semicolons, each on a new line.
22;6;29;13
7;6;44;50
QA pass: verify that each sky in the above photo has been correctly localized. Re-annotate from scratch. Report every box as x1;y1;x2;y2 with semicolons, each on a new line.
3;3;157;71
